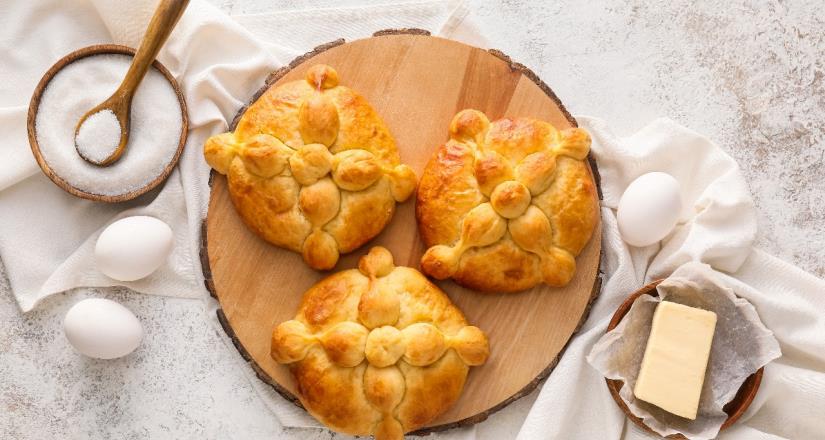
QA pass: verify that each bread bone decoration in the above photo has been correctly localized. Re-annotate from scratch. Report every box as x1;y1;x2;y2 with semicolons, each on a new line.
204;65;417;270
416;109;598;292
271;247;489;440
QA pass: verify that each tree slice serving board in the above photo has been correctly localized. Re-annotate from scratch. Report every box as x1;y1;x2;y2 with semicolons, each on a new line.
202;30;603;433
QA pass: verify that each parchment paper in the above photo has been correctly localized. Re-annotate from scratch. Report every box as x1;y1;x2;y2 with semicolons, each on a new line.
586;262;781;439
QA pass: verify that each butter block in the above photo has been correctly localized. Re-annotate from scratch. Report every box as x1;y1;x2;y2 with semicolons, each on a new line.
633;301;717;420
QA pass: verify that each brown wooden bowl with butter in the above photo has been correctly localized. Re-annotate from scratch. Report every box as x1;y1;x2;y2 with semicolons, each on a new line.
605;279;763;439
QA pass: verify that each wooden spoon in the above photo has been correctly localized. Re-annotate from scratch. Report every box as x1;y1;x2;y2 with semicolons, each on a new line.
74;0;189;166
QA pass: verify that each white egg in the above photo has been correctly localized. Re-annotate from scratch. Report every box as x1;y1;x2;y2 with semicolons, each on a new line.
617;172;683;247
95;216;173;281
63;298;144;359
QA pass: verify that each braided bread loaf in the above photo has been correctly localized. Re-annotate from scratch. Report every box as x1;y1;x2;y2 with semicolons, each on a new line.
204;65;416;270
416;110;598;292
271;247;489;440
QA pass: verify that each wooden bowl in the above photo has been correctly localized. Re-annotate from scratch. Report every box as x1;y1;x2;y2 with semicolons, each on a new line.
27;44;188;203
605;280;763;438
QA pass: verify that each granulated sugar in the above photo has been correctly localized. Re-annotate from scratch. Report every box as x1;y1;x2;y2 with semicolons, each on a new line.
75;109;122;163
36;54;182;196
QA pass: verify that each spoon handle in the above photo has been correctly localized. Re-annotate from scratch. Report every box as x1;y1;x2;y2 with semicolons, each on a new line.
118;0;189;99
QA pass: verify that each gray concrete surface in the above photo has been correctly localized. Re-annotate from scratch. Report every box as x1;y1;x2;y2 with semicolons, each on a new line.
2;1;823;439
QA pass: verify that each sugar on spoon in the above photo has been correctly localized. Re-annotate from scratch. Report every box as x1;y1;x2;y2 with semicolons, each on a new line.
74;0;189;166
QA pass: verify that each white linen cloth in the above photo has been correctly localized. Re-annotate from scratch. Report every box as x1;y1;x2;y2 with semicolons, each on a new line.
1;1;824;440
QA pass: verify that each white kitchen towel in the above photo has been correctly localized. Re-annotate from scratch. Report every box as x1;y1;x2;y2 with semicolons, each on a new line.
0;0;463;312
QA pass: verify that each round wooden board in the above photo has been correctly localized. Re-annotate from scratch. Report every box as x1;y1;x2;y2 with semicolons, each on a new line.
202;31;603;433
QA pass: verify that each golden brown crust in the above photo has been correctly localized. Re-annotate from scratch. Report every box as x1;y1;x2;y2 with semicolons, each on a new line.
271;247;489;440
292;350;379;433
452;238;542;292
415;140;484;247
323;177;395;253
204;65;417;270
416;109;598;292
532;157;599;255
396;350;468;431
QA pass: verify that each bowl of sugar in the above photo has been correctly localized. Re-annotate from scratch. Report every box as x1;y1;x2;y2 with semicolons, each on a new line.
27;44;188;203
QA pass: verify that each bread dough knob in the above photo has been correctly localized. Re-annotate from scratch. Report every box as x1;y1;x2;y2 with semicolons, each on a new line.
509;206;553;252
555;127;591;160
364;364;406;413
299;178;340;226
474;150;514;196
365;326;405;367
509;206;576;286
490;180;531;219
358;246;395;278
238;134;292;178
420;203;507;279
460;203;508;246
299;93;339;146
420;245;459;280
203;132;238;175
305;64;339;90
388;164;417;202
449;109;489;145
373;416;404;440
332;149;382;191
540;247;576;287
402;323;447;366
451;326;490;366
302;229;339;270
516;150;557;195
358;283;401;329
319;321;368;367
270;320;314;364
289;143;334;186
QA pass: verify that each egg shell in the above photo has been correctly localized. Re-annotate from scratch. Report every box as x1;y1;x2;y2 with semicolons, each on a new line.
617;172;683;247
95;216;173;281
63;298;144;359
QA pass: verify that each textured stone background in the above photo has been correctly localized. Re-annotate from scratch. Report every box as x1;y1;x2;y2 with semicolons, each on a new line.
2;1;823;439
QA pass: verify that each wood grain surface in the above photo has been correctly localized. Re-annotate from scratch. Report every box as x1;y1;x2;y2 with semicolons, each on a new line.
203;31;603;432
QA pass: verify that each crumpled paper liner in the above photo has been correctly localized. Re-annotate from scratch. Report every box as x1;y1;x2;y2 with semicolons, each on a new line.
587;262;781;439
